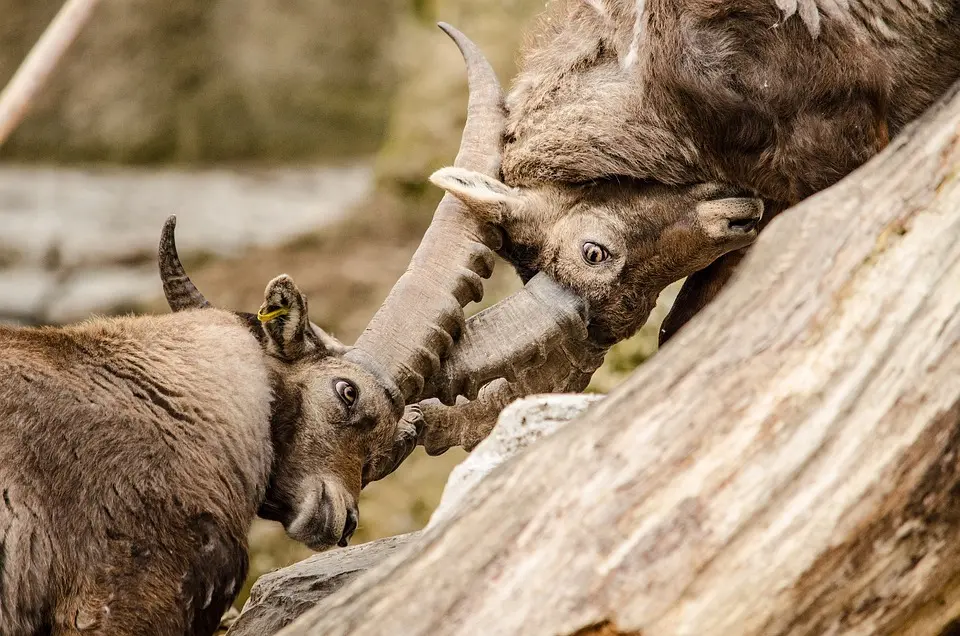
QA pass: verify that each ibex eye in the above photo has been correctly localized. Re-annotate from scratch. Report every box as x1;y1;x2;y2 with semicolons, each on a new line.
334;380;358;407
581;242;610;265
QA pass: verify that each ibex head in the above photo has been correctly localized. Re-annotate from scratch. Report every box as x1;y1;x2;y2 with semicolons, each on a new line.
150;23;552;545
159;217;412;550
429;168;762;343
255;275;406;548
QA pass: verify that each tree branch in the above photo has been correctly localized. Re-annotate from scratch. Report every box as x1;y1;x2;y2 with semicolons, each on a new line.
0;0;100;146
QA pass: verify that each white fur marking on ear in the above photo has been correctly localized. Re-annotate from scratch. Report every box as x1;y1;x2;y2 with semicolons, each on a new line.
622;0;646;69
429;167;517;205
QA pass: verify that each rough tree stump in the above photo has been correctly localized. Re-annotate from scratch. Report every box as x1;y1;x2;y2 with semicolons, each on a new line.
274;79;960;635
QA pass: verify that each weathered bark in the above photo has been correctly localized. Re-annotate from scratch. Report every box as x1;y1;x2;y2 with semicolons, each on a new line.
275;80;960;635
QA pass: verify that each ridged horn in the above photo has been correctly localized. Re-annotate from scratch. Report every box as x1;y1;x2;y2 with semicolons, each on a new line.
417;333;608;456
347;22;504;403
158;215;211;312
419;273;597;405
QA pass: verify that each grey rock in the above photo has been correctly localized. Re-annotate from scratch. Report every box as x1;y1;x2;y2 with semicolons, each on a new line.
0;163;373;324
427;393;605;529
227;533;418;636
0;163;372;268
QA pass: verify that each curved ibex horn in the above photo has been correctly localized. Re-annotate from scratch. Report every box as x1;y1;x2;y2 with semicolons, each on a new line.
158;216;211;312
346;23;504;405
418;332;607;456
419;272;593;404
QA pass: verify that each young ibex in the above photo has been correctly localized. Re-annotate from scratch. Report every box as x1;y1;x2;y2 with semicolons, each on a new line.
498;0;960;342
0;216;420;635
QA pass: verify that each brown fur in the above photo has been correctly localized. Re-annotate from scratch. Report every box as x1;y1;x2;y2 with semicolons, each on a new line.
499;0;960;340
0;277;410;635
431;168;763;343
504;0;960;201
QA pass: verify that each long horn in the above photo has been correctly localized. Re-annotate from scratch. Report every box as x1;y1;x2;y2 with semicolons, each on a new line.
417;336;607;456
158;215;211;311
346;22;504;403
419;273;599;405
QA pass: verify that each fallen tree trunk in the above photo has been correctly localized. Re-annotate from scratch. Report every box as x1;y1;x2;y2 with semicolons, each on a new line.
277;79;960;635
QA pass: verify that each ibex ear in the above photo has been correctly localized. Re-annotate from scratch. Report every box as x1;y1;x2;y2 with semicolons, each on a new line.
258;274;316;361
309;322;352;356
429;166;521;222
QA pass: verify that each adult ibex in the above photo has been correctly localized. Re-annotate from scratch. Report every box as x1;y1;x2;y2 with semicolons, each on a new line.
499;0;960;342
0;216;419;635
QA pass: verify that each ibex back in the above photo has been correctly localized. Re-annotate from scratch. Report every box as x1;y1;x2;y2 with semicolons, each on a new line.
504;0;960;202
498;0;960;342
0;218;416;636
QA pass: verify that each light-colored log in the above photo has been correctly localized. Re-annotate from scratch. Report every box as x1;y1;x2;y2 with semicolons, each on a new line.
275;79;960;635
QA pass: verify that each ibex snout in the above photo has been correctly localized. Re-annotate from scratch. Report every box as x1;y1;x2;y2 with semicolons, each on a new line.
286;478;360;550
696;196;764;246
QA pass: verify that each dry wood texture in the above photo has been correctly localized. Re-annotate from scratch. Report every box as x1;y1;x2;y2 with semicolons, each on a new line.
0;0;99;145
276;79;960;635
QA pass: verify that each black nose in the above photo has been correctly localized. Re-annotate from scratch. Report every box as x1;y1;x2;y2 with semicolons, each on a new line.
338;505;358;547
728;217;759;233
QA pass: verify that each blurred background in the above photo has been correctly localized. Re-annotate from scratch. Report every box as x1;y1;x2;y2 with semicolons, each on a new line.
0;0;677;608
